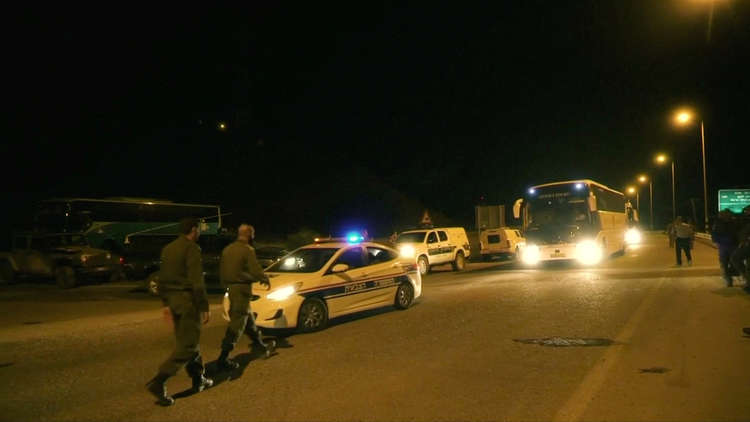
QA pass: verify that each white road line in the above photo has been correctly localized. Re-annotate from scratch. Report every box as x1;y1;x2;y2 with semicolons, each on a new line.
552;276;666;422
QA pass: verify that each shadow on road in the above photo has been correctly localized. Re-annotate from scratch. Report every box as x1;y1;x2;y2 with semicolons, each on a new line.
710;287;750;301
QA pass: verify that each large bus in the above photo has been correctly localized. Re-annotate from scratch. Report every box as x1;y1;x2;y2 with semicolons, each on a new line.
33;198;223;252
512;180;628;266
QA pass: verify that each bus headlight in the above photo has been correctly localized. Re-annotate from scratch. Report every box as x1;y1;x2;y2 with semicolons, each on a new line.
625;228;641;245
399;245;415;258
576;240;603;265
521;244;541;265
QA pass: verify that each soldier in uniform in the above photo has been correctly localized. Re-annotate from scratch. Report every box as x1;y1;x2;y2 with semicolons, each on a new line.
146;218;213;406
216;224;274;370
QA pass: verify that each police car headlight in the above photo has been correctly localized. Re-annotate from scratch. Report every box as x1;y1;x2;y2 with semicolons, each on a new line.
521;244;541;265
625;228;641;245
399;245;415;258
576;240;603;265
266;282;302;301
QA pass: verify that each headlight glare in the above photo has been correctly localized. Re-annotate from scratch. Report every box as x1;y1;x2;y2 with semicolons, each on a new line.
266;282;301;301
522;244;541;265
625;228;641;245
576;240;603;265
400;245;415;258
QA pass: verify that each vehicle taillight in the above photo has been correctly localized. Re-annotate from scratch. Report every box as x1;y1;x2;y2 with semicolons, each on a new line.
119;257;125;265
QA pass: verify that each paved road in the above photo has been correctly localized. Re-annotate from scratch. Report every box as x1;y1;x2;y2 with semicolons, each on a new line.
1;233;749;422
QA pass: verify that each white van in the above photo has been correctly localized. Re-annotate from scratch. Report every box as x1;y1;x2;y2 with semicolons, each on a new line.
479;228;525;261
396;227;471;276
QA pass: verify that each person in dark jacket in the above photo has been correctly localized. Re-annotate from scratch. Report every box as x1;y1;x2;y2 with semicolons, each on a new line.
146;218;213;406
712;210;738;286
731;205;750;287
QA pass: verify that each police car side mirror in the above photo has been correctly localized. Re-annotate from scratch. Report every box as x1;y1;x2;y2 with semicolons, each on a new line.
331;263;349;273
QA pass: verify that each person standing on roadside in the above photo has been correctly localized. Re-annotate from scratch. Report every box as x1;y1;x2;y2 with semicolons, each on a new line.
673;216;695;266
667;220;676;248
216;224;274;370
146;218;213;406
731;205;750;287
712;210;738;286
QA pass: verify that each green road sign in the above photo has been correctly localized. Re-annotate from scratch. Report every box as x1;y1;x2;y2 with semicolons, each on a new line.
718;189;750;213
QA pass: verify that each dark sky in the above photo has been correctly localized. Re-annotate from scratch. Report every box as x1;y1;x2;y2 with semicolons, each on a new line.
6;1;750;237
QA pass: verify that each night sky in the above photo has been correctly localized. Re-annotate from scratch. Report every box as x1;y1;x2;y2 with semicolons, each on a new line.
6;1;750;241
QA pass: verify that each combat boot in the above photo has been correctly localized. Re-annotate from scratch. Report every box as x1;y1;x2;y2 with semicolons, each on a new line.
146;373;175;406
192;374;214;393
217;350;239;370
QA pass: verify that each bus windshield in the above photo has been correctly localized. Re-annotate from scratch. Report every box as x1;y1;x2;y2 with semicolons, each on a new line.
528;198;590;228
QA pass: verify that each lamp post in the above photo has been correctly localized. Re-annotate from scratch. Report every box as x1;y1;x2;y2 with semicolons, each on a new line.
627;186;639;211
673;109;709;232
656;154;676;224
638;175;653;230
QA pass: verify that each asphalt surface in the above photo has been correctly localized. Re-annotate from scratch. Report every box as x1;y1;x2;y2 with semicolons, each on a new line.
1;233;749;422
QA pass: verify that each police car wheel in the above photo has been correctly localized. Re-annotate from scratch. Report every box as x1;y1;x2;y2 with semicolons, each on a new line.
417;256;430;276
394;282;414;310
55;266;77;289
297;297;328;333
451;251;466;271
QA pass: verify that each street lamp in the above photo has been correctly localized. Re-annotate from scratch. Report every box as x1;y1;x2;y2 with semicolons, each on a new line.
627;186;639;211
656;154;676;224
673;109;709;232
638;175;654;231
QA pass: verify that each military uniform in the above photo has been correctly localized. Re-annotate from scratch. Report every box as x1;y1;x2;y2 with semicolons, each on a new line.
157;235;209;379
219;241;268;357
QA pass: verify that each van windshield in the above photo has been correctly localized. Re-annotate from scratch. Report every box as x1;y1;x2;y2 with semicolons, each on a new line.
396;232;426;243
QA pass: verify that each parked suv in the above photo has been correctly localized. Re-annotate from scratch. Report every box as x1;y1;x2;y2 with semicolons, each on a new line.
396;227;471;276
0;232;123;288
479;228;526;261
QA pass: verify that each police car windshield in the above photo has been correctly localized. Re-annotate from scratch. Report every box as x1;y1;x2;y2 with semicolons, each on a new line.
396;232;426;243
266;248;339;273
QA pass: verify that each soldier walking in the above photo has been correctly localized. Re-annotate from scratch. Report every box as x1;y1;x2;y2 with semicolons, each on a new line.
217;224;275;370
147;218;213;406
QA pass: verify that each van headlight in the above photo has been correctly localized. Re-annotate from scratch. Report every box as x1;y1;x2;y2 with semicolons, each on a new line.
625;228;641;245
266;282;302;301
399;245;415;258
522;244;541;265
576;240;603;265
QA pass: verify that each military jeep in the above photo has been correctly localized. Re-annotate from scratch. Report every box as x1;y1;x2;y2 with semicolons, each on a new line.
0;232;123;288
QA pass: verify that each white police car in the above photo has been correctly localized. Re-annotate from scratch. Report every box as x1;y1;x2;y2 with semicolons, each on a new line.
245;235;422;332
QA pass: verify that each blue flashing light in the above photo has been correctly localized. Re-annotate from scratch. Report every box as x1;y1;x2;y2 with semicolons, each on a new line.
528;188;536;195
346;233;364;244
575;183;583;190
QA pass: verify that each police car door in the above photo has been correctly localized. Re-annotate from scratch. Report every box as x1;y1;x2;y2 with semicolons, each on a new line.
358;246;402;308
425;231;442;264
322;246;370;317
436;230;453;263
